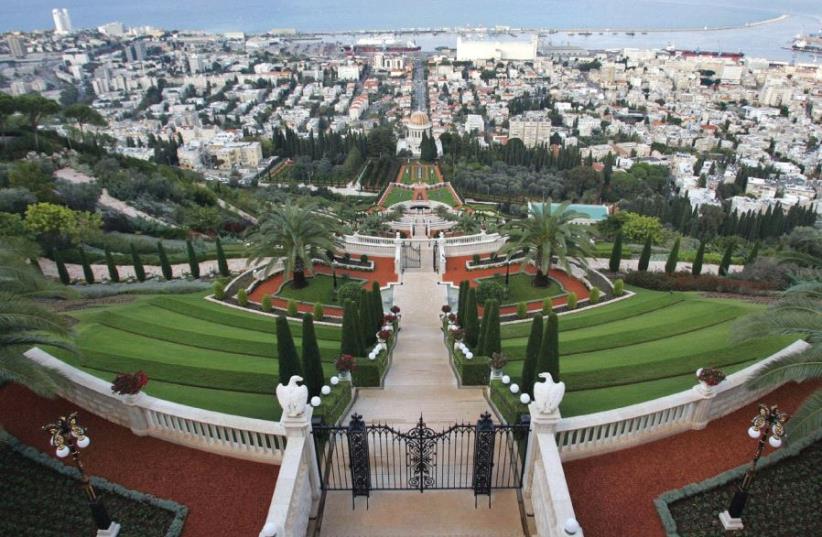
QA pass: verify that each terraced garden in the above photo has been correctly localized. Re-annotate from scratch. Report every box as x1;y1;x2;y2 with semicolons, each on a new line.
495;288;797;417
399;163;440;184
48;293;354;421
427;186;459;206
381;185;414;207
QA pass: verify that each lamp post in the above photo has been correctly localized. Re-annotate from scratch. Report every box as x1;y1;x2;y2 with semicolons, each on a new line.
43;412;120;536
719;403;789;531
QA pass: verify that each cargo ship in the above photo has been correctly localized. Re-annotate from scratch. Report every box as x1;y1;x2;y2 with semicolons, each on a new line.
791;32;822;53
345;35;421;54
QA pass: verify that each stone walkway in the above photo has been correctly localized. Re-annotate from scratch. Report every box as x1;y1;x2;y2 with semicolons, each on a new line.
320;270;524;537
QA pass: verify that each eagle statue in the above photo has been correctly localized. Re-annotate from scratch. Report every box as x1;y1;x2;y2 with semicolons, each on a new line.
276;375;309;418
532;372;565;415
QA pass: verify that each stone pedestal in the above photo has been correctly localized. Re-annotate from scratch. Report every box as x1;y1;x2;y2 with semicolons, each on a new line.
96;522;121;537
719;510;744;531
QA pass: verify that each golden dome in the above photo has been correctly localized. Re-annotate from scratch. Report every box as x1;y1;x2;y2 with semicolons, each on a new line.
408;111;430;126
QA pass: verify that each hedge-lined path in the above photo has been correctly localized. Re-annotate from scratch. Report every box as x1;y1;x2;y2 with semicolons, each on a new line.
0;383;278;537
563;380;821;537
322;270;522;537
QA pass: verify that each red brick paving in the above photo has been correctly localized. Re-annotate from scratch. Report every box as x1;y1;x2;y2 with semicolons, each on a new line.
563;380;821;537
0;383;279;537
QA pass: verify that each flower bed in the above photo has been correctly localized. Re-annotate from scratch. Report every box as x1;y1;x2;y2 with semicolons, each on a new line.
0;430;187;537
625;271;778;295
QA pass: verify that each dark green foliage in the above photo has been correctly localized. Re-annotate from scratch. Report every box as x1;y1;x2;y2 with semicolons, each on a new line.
457;280;469;323
477;279;508;305
186;240;200;279
130;243;145;282
370;282;383;330
692;240;706;276
157;242;172;280
359;289;374;346
454;354;490;385
276;315;302;383
78;249;94;284
665;236;681;274
481;300;501;357
609;231;623;273
477;299;492;354
301;314;325;397
213;280;225;299
237;288;248;307
747;241;760;265
104;248;119;283
340;300;362;356
719;242;734;276
336;281;362;304
53;250;70;285
521;313;543;396
464;287;479;348
638;235;652;272
215;237;229;277
537;312;559;381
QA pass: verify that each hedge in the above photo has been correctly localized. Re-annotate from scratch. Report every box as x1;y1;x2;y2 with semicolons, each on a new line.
624;271;777;294
489;380;529;425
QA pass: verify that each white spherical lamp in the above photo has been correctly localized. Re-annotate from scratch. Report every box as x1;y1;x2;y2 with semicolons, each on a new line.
76;436;91;449
330;376;339;386
519;393;531;404
321;385;331;395
502;375;511;384
747;426;760;439
564;518;581;535
465;352;473;360
56;445;70;458
768;435;782;449
310;396;321;407
510;383;520;394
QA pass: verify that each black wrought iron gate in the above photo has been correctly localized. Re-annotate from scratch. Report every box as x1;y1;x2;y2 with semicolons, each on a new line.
313;413;529;506
401;242;421;270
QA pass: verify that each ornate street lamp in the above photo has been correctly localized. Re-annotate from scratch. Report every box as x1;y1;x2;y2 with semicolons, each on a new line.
719;403;789;531
43;412;121;536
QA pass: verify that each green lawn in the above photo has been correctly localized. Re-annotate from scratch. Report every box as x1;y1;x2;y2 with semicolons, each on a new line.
493;287;798;417
52;293;348;421
427;187;458;206
276;274;365;305
479;273;564;305
383;185;414;206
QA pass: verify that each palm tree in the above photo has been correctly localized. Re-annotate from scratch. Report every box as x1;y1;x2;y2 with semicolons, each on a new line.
734;277;822;440
453;213;481;235
245;204;341;289
500;200;593;287
0;238;75;393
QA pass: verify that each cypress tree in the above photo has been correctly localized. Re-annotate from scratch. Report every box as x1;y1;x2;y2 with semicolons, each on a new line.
609;231;623;273
464;287;479;348
747;241;760;265
665;236;681;275
186;239;200;279
130;243;145;282
359;289;374;346
301;314;325;397
276;316;303;384
537;312;560;382
54;250;70;285
157;242;172;280
104;248;119;282
520;313;544;396
638;235;652;272
370;281;383;330
79;249;94;284
477;299;494;355
719;242;734;276
215;237;230;277
340;300;361;356
482;300;501;357
457;280;468;324
692;240;705;276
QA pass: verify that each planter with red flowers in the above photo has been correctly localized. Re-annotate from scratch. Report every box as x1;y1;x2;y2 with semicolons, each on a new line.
694;367;727;396
335;354;357;380
111;371;149;404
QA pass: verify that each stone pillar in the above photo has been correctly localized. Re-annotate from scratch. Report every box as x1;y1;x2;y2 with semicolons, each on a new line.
121;393;150;437
281;406;321;510
690;381;717;430
394;232;402;276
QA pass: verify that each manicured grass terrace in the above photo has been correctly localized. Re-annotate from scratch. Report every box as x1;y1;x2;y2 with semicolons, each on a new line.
427;186;458;206
478;273;564;305
276;274;366;305
382;185;413;206
495;287;796;417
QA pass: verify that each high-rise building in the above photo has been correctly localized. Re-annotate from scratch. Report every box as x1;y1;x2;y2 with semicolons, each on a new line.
125;41;147;63
51;8;72;34
7;35;26;58
98;22;125;36
508;111;553;148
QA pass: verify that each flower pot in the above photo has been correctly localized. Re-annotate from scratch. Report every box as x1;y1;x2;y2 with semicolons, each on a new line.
337;370;351;381
490;368;503;380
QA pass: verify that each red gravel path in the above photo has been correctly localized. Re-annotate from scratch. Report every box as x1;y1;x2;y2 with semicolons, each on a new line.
0;383;279;537
442;256;590;315
248;258;398;317
563;380;821;537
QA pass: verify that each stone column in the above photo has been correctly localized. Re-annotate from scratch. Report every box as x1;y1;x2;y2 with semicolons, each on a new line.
690;381;718;430
121;393;150;437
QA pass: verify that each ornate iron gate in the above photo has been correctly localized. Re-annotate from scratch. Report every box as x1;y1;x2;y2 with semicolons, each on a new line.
313;413;529;506
401;242;421;270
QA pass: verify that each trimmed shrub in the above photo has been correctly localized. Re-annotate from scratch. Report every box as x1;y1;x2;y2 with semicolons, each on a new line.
186;239;200;279
301;314;325;397
370;282;383;331
477;299;493;354
589;287;602;304
537;312;559;381
638;235;652;272
456;354;490;385
457;280;469;323
482;300;501;357
516;301;528;319
464;287;479;348
215;237;230;277
340;300;362;357
237;288;248;306
78;249;94;284
213;280;225;299
542;297;552;315
130;243;145;282
358;289;374;345
665;236;681;275
612;279;624;297
472;253;481;265
477;279;508;305
336;281;362;305
609;231;623;273
692;240;706;276
313;302;325;321
747;241;760;265
360;254;369;264
287;299;298;317
521;313;543;396
566;291;578;310
719;242;734;276
276;315;302;383
157;242;173;280
104;248;119;283
261;294;272;313
54;250;70;285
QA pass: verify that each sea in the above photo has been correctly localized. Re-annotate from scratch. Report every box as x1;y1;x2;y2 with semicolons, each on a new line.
2;0;822;61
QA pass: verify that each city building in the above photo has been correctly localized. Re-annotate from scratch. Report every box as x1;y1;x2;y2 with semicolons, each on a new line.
51;8;72;34
509;111;552;148
456;34;538;61
6;35;26;58
401;110;433;156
